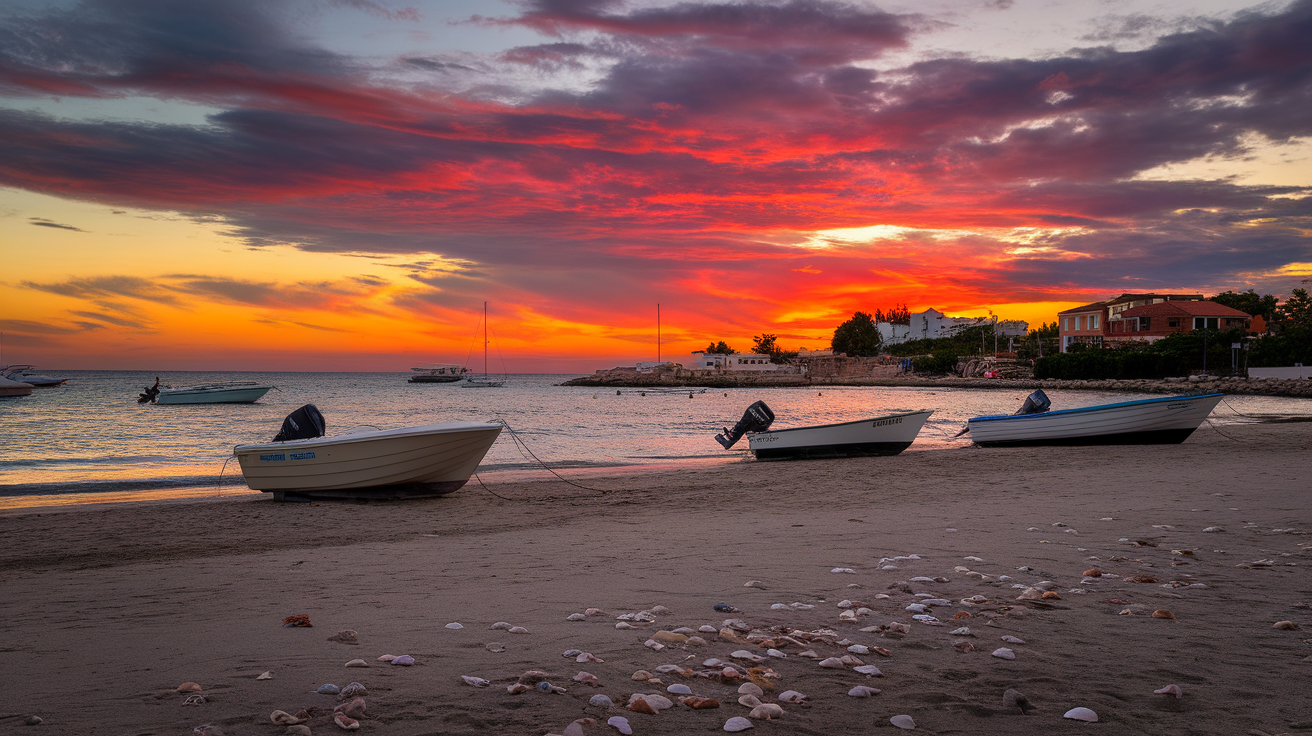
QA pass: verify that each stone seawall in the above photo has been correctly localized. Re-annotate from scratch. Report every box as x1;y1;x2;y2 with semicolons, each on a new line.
561;370;1312;398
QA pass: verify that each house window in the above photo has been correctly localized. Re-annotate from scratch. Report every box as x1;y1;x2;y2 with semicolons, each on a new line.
1141;317;1150;330
1062;317;1069;331
1168;319;1179;327
1193;317;1219;330
1091;315;1100;329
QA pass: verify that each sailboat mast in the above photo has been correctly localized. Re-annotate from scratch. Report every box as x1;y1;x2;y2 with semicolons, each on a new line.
657;304;661;363
483;301;488;377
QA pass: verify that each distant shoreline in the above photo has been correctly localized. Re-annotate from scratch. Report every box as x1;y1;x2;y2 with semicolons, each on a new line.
563;371;1312;398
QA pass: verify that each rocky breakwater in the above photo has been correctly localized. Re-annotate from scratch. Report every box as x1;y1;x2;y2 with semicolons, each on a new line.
563;365;810;388
851;374;1312;398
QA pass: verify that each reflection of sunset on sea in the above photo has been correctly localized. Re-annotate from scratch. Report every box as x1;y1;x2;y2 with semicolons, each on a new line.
2;0;1310;371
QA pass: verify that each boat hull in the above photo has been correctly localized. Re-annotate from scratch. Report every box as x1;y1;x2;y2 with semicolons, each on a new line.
967;393;1223;447
234;421;502;500
748;410;933;460
156;386;273;404
409;375;464;383
0;377;34;397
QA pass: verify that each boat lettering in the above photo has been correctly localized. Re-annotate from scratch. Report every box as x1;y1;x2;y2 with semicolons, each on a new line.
755;435;778;443
1167;403;1190;409
260;453;286;462
871;417;904;427
290;452;315;460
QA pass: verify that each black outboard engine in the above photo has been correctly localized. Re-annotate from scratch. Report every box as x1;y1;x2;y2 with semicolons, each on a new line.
137;386;159;404
273;404;326;442
1014;389;1051;416
715;400;775;449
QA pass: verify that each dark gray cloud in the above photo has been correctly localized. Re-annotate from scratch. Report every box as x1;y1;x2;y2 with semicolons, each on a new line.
29;217;85;231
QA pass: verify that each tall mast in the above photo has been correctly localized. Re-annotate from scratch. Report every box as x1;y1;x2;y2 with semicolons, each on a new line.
657;304;661;363
483;301;488;377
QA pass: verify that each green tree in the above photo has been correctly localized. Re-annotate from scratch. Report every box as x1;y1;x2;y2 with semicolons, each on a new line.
752;334;778;356
704;340;735;354
831;312;883;357
1031;321;1059;338
1210;290;1278;319
1278;288;1312;326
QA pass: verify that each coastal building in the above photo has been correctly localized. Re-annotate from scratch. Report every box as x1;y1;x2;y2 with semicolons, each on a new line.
1057;293;1259;351
877;308;1028;345
682;351;790;372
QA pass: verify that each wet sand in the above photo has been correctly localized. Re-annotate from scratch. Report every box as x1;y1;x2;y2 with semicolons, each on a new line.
1;420;1310;735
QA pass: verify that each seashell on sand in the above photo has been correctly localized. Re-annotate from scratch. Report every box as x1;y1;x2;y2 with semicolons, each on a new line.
1155;684;1183;698
339;682;367;698
486;642;505;653
390;655;415;666
848;685;880;697
731;650;763;662
333;712;360;730
507;683;530;694
1083;568;1102;577
818;657;846;669
328;630;359;644
700;625;718;633
847;644;870;654
590;694;615;707
890;714;916;729
616;622;635;630
744;580;766;588
628;693;673;712
334;698;366;719
317;683;341;695
853;665;883;676
1273;621;1300;630
723;716;754;731
566;613;587;621
257;671;273;680
1152;610;1176;620
1064;707;1098;722
462;675;490;687
667;684;692;695
738;694;762;707
1001;635;1025;644
445;622;464;629
953;640;975;652
631;670;653;681
608;715;633;734
687;636;708;646
991;648;1016;660
270;710;304;725
767;649;785;658
653;630;688;643
344;659;368;668
682;696;720;709
738;682;764;697
577;652;604;663
377;654;395;661
644;639;665;651
490;622;513;630
749;703;784;719
778;690;806;703
509;626;529;634
177;682;203;693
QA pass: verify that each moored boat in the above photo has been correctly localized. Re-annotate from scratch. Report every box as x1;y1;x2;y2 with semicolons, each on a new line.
1;365;68;387
0;375;35;397
152;381;274;404
409;364;468;383
965;391;1224;446
234;404;502;500
715;400;933;459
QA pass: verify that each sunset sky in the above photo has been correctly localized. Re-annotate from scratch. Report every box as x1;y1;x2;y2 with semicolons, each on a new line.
2;0;1310;372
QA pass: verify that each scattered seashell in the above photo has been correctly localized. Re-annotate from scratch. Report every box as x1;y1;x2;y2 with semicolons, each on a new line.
1152;610;1176;620
177;682;203;693
699;625;718;633
339;682;367;698
849;685;880;697
1016;588;1043;600
731;650;764;662
567;613;587;621
390;655;415;666
509;626;529;634
852;664;883;676
778;690;806;703
724;716;754;731
831;567;856;574
606;715;633;734
628;693;673;712
667;683;692;695
489;621;513;630
328;630;359;644
317;683;341;695
714;603;738;613
1274;621;1300;630
644;639;665;651
333;712;359;730
766;649;786;658
270;711;304;725
591;694;615;707
991;648;1016;660
650;606;671;614
631;670;653;681
890;714;916;729
654;630;688;643
682;696;720;709
1042;591;1062;599
687;636;708;646
507;683;531;694
738;682;764;697
744;580;766;588
344;659;368;668
257;671;273;680
282;614;313;628
1203;526;1224;533
953;640;975;652
1155;684;1183;698
334;698;366;719
445;622;464;629
616;622;635;630
749;703;784;719
1064;707;1098;722
1001;635;1025;644
577;652;604;663
486;642;506;653
182;694;206;706
738;694;762;707
461;675;490;687
818;657;846;669
1083;568;1102;577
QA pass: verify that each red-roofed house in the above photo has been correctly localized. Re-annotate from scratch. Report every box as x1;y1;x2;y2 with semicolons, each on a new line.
1107;301;1252;346
1058;293;1204;352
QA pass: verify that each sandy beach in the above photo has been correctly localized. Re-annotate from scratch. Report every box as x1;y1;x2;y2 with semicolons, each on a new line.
2;420;1310;736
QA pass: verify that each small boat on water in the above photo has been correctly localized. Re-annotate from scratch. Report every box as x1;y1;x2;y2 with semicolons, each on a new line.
1;365;68;387
0;375;35;397
462;301;505;388
715;400;933;459
409;364;468;383
965;390;1224;446
234;404;502;500
144;381;274;404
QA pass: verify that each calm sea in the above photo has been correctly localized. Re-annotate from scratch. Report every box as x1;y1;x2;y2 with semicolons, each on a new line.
1;371;1306;509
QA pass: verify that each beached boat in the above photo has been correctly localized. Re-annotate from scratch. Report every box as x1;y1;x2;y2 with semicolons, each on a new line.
409;363;468;383
0;375;35;397
1;365;68;387
233;405;502;500
965;391;1224;446
715;400;934;459
151;381;274;404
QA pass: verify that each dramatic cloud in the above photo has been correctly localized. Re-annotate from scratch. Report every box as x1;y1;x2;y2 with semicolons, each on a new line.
2;0;1311;366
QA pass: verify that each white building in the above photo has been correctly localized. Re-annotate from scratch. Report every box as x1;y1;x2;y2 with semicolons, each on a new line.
683;351;786;372
877;308;1027;345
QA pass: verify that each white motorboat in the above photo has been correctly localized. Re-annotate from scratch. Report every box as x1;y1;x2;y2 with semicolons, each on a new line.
1;365;68;387
409;364;468;383
150;381;274;404
0;375;34;397
716;401;933;459
234;406;502;500
965;391;1224;446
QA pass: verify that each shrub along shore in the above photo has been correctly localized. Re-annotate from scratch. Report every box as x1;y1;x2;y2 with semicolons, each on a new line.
563;371;1312;398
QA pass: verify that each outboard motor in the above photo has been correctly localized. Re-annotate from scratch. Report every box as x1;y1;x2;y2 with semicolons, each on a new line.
715;400;775;449
1014;389;1051;416
273;404;326;442
137;385;159;404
